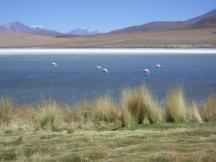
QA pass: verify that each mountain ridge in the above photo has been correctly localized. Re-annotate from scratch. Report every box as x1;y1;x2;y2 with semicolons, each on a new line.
0;21;62;36
186;9;216;23
109;9;216;34
0;9;215;37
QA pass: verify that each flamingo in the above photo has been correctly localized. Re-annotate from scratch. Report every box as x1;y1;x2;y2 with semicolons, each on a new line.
102;68;108;73
96;65;109;73
51;62;58;66
96;65;102;70
155;64;161;68
144;68;150;77
142;64;162;78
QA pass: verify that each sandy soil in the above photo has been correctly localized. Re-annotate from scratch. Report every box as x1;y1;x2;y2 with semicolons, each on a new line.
0;27;216;48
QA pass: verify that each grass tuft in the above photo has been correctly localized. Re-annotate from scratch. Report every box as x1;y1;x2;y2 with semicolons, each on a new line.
39;101;64;131
188;102;203;123
200;94;216;121
139;86;163;124
166;87;187;122
15;106;39;124
122;86;163;127
79;99;94;123
122;87;143;126
93;96;120;123
0;97;14;124
0;85;215;133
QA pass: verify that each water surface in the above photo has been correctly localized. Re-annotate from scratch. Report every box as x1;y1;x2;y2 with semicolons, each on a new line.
0;54;215;105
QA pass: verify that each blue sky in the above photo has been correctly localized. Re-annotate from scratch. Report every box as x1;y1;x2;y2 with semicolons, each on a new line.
1;0;216;32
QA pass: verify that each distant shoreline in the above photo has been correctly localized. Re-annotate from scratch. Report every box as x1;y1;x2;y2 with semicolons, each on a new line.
0;48;216;54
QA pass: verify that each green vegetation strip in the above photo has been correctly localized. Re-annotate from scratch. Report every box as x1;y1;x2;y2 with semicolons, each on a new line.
0;122;216;162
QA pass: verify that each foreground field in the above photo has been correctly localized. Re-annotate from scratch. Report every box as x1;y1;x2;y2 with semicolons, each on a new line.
0;85;215;161
0;122;216;162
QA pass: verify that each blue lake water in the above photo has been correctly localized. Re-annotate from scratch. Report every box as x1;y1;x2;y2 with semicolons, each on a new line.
0;54;215;105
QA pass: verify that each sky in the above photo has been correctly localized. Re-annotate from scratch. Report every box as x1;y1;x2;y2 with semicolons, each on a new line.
0;0;216;33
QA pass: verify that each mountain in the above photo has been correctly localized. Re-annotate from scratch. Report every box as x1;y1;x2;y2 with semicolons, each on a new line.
0;9;216;37
0;21;62;36
1;27;215;48
192;15;216;27
109;9;216;34
110;21;189;34
68;28;100;36
0;21;100;37
29;26;62;36
0;21;31;33
186;9;216;23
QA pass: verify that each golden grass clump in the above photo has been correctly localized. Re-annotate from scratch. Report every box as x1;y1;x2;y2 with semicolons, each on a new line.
62;107;79;123
139;86;163;124
39;101;64;131
0;97;14;124
166;87;187;122
200;95;216;121
122;86;163;127
93;96;120;123
187;102;203;123
15;106;39;124
5;106;40;133
79;100;95;123
0;86;215;133
122;87;143;126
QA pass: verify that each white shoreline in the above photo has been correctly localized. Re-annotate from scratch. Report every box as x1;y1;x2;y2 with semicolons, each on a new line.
0;48;216;54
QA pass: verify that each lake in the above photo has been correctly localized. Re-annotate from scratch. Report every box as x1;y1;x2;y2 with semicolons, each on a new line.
0;54;215;105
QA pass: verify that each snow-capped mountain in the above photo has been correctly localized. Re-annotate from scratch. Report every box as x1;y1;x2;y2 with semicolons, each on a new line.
0;21;62;36
68;28;100;36
0;21;31;33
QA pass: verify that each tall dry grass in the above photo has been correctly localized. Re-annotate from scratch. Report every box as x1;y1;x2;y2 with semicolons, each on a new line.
166;87;187;122
0;97;14;124
0;98;40;134
199;95;216;121
0;86;215;133
122;86;163;127
15;105;39;124
39;101;64;131
139;86;163;124
122;87;144;126
93;96;120;123
187;102;203;123
79;99;94;123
